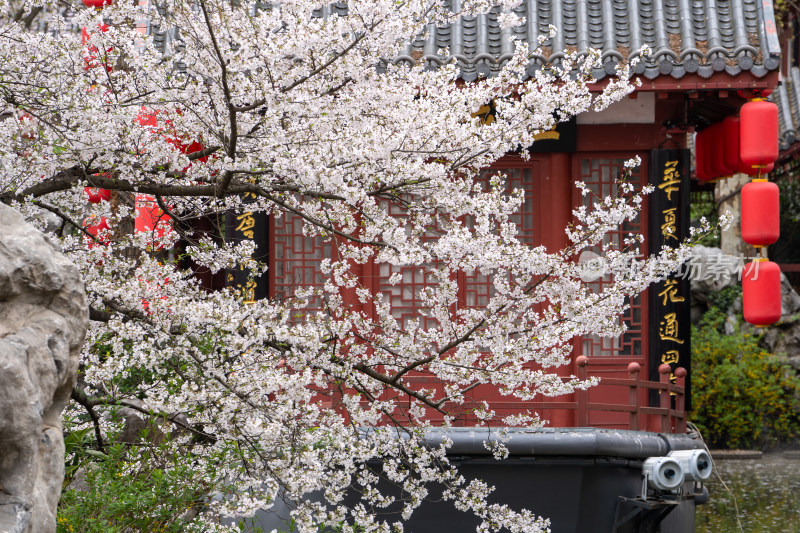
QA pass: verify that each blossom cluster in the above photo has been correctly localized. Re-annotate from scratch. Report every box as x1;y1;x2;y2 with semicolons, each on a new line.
0;1;704;531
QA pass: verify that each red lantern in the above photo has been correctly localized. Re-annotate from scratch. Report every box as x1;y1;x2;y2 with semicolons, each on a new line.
739;158;774;177
740;99;779;170
85;216;110;248
84;187;111;203
82;22;111;71
741;180;780;247
723;116;741;173
135;194;171;247
82;0;112;8
742;259;782;325
710;122;734;178
695;128;713;181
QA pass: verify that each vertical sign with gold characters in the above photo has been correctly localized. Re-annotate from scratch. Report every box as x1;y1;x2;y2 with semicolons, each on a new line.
225;195;268;303
649;149;691;409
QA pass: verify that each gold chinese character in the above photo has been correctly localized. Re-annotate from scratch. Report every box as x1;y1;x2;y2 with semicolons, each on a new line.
235;212;256;239
471;100;495;125
238;279;257;304
659;312;684;344
661;207;678;241
661;350;680;365
658;160;680;201
657;279;685;306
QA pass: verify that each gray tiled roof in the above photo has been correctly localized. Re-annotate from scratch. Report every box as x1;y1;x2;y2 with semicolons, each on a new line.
771;68;800;153
46;1;781;83
393;0;781;82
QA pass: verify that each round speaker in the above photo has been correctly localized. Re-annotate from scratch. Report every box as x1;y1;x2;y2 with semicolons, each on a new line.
642;457;684;491
669;449;713;482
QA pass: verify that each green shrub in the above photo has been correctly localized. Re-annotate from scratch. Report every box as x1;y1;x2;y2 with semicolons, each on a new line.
57;436;213;533
57;412;263;533
690;308;800;449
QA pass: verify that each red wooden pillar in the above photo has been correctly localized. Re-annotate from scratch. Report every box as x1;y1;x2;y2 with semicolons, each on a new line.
675;367;687;433
542;152;575;427
627;362;641;431
658;364;672;433
576;356;589;426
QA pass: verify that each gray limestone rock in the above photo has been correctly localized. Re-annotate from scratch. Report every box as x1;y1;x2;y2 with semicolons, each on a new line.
0;203;88;533
689;246;740;324
688;246;739;302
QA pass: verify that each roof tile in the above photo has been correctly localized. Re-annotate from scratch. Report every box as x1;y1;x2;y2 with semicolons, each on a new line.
395;0;781;81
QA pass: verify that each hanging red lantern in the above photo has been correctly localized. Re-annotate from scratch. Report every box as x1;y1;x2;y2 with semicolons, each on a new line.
715;120;738;177
703;126;717;180
742;259;782;325
81;0;111;71
695;128;713;181
84;216;110;248
739;158;774;177
710;122;735;179
740;99;779;170
722;116;741;173
135;194;172;248
84;187;111;203
741;180;780;247
82;0;112;8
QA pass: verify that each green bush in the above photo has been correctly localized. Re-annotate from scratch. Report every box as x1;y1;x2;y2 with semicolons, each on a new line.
57;411;264;533
690;308;800;449
57;436;213;533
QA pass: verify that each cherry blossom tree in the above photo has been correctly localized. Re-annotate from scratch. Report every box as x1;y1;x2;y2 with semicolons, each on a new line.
0;1;705;531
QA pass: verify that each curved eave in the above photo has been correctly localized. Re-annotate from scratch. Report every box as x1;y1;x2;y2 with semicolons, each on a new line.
395;0;781;86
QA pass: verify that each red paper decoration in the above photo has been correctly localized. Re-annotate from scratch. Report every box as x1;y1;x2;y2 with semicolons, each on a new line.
741;180;780;247
739;159;774;177
742;260;782;325
740;99;779;170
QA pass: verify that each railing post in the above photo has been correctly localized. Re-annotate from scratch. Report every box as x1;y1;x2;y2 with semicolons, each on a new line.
627;362;641;431
675;367;687;433
658;364;671;433
576;355;589;427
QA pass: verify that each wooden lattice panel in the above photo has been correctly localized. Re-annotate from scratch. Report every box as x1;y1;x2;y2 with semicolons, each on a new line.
463;166;539;309
578;157;646;357
376;199;442;330
272;210;333;310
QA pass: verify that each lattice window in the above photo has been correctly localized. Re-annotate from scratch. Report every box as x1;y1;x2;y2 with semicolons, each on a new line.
376;198;442;330
272;210;333;311
270;163;543;328
463;166;538;308
578;157;645;357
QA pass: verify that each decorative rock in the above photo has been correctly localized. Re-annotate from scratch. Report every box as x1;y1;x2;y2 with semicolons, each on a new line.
0;203;88;533
780;273;800;316
689;246;740;324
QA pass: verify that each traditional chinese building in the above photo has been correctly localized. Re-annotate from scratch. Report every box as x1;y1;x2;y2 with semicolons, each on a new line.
226;1;782;531
225;0;780;429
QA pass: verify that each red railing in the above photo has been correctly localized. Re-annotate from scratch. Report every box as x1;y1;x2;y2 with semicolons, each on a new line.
352;357;688;432
573;356;687;433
